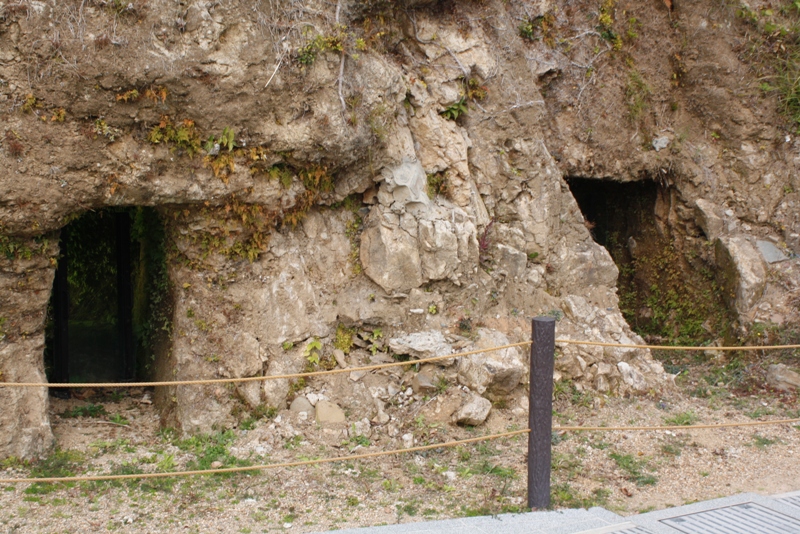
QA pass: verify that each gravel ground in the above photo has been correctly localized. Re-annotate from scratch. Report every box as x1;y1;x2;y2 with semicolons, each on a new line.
0;371;798;534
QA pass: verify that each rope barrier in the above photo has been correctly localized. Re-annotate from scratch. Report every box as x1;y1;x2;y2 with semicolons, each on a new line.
1;417;798;484
0;342;533;388
554;418;800;432
2;338;799;389
0;429;529;484
555;339;800;351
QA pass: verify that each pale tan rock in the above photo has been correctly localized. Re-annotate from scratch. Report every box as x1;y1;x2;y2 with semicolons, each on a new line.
315;401;346;424
457;329;526;396
766;364;800;392
455;394;492;426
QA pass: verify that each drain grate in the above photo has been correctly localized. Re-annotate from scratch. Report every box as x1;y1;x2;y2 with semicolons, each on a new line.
779;493;800;511
575;522;655;534
660;502;800;533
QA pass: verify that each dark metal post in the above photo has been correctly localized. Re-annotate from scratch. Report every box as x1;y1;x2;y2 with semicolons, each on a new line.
528;316;556;510
116;212;134;381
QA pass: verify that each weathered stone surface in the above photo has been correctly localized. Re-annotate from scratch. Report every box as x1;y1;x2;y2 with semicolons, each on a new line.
652;136;670;152
261;345;310;414
756;240;789;264
617;362;648;392
388;331;453;361
333;349;348;369
694;199;725;241
412;371;438;394
556;352;587;379
494;244;529;279
315;401;346;424
457;329;526;396
418;218;460;281
289;396;315;414
0;241;57;459
376;158;430;210
360;212;424;292
1;0;774;459
455;394;492;426
715;236;767;314
766;364;800;392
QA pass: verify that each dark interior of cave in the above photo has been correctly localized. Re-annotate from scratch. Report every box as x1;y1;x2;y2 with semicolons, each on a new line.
565;176;732;344
565;177;658;252
44;207;167;385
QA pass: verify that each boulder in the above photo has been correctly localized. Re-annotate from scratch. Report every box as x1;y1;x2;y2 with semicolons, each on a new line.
766;364;800;392
457;329;526;396
418;218;460;280
455;394;492;426
315;401;346;424
289;396;314;414
694;199;724;240
494;244;528;279
555;351;587;379
412;371;438;394
617;361;648;392
360;213;423;292
388;331;453;361
715;236;766;314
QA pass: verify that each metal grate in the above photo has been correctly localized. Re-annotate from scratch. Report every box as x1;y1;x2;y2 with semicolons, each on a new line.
779;493;800;511
575;522;655;534
661;502;800;534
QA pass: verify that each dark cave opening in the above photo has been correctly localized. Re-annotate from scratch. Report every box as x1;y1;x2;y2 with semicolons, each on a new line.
565;177;732;344
44;207;168;385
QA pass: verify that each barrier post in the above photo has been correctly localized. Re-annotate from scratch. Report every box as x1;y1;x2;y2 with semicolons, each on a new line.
528;316;556;510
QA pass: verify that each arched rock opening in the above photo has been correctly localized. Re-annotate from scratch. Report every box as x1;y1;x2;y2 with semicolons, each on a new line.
565;177;734;344
44;207;170;387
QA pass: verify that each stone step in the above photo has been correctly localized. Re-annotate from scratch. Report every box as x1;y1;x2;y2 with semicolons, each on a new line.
318;492;800;534
318;507;625;534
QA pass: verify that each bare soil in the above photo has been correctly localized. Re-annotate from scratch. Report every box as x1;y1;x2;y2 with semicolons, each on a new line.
0;368;798;534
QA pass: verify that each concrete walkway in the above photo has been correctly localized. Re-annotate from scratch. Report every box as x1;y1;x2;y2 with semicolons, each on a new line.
320;490;800;534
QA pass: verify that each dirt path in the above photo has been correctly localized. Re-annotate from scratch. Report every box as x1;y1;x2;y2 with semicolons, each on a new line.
1;376;798;534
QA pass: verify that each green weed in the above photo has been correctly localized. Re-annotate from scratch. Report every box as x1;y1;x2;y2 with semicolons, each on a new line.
664;411;698;426
440;98;468;121
60;404;108;418
610;452;657;486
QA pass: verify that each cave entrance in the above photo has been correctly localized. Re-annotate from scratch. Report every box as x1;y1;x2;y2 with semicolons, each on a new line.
566;177;732;344
45;207;168;386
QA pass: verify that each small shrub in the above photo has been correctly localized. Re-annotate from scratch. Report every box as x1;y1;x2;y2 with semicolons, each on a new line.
147;115;202;156
5;131;24;157
440;97;468;121
333;324;354;354
304;338;323;366
21;94;39;113
426;172;449;199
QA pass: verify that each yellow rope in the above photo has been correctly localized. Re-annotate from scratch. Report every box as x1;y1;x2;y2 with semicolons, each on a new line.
555;418;800;432
2;417;798;484
555;339;800;351
1;338;798;388
0;429;529;484
0;342;533;388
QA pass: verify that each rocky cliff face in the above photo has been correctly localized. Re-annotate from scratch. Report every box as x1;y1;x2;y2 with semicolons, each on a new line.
0;0;797;458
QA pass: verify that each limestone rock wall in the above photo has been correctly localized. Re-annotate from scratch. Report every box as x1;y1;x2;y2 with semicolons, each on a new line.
2;0;797;458
0;237;57;458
